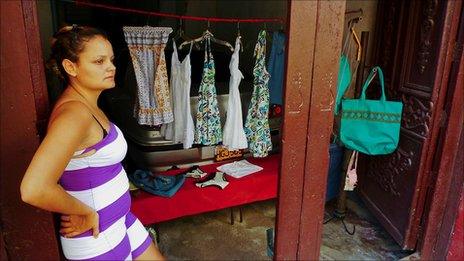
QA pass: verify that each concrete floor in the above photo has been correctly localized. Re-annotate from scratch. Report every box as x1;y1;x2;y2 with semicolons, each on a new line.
320;193;412;260
151;193;412;260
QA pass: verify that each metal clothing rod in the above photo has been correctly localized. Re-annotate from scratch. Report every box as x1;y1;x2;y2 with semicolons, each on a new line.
61;0;285;24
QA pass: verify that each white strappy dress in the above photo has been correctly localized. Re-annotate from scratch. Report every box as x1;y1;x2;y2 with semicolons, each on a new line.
222;37;248;150
164;42;195;149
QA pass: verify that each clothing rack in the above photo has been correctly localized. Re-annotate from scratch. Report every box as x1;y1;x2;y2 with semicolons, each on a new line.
62;0;285;24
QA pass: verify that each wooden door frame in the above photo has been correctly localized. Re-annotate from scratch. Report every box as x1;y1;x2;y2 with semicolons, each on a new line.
275;1;346;260
408;0;464;252
420;0;464;258
1;0;462;259
0;0;58;259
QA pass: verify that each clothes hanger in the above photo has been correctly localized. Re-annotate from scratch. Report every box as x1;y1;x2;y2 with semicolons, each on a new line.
279;21;285;33
347;16;362;61
172;18;185;42
144;2;154;27
144;15;151;27
351;27;361;61
172;18;201;50
237;21;241;39
237;21;243;52
262;22;273;44
179;20;234;52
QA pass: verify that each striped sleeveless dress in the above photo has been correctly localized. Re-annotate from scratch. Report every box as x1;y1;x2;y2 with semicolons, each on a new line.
59;122;151;260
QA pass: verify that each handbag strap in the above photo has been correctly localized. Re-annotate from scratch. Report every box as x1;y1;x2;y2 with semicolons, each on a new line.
360;66;386;101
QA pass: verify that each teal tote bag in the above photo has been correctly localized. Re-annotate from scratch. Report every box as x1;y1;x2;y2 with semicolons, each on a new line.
340;67;403;155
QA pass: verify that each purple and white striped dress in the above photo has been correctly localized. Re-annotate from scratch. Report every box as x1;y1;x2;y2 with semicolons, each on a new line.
59;122;151;260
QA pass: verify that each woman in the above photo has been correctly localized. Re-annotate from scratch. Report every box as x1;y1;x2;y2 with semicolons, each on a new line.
20;25;165;260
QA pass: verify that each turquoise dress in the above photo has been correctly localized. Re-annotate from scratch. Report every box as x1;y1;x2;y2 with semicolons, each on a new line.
245;30;272;157
194;38;222;145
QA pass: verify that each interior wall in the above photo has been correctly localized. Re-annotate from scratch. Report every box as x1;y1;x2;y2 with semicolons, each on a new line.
336;0;378;104
37;1;63;104
37;1;54;60
345;0;378;65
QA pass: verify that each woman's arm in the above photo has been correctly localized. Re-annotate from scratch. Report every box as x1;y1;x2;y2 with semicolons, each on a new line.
20;101;98;234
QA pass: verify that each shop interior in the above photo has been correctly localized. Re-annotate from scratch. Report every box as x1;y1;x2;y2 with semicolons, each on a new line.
37;0;415;259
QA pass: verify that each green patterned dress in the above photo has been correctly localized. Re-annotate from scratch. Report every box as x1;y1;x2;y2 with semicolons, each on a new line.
194;38;223;145
245;30;272;157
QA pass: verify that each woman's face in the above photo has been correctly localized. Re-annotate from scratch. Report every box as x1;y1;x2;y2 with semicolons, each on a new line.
72;36;116;90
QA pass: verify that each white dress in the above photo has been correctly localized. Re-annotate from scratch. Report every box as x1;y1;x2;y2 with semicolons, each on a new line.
222;37;248;150
163;42;194;149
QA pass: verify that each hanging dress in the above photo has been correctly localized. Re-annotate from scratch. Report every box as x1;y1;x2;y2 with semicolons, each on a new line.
245;30;272;157
222;37;248;150
267;31;286;105
163;42;195;149
123;26;173;126
194;37;222;145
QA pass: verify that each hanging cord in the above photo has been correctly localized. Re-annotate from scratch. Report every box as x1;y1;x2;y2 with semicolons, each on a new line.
70;0;284;24
323;212;356;235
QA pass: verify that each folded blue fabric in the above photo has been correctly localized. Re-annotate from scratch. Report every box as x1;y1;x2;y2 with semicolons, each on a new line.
128;170;186;197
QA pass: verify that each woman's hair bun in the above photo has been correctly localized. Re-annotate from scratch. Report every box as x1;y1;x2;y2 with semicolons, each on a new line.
46;24;108;84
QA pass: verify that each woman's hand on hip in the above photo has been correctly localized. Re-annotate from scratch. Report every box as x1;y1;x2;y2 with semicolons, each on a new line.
60;211;100;238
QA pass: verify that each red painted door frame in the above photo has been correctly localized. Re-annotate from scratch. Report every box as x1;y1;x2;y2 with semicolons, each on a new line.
0;0;58;259
275;1;345;260
421;1;464;257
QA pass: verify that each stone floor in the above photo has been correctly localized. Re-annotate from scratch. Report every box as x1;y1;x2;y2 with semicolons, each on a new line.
152;192;413;260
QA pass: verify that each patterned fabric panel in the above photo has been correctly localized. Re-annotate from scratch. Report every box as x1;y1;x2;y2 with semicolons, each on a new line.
342;110;402;123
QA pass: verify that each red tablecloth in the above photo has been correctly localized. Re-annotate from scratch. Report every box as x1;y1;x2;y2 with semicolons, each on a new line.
130;154;280;225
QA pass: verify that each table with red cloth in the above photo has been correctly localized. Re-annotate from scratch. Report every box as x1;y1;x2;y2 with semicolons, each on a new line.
130;154;280;225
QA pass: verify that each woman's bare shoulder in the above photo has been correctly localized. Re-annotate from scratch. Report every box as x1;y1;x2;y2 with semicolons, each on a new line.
48;98;93;133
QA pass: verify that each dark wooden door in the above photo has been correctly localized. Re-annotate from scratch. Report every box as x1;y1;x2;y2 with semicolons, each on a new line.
358;0;460;250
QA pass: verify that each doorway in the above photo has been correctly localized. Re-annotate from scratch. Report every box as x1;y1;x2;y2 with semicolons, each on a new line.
4;0;460;259
321;0;464;260
37;0;425;259
38;0;288;259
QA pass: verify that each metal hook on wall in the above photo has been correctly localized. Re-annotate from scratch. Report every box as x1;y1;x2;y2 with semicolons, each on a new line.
345;8;363;16
364;67;378;87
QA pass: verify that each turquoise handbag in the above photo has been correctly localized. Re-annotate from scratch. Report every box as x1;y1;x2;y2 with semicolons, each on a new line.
340;67;403;155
